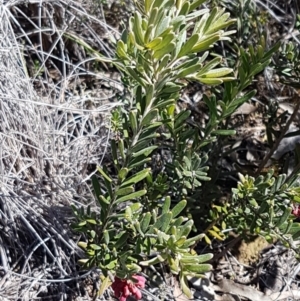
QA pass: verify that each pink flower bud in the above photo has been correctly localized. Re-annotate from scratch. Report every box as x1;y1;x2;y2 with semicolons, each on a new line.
111;275;146;301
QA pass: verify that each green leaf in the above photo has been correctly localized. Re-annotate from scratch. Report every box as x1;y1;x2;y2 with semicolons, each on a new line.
198;77;223;85
175;28;187;57
179;273;192;298
161;82;182;94
192;34;220;53
132;146;158;158
155;15;171;37
144;84;154;110
184;263;212;274
174;110;191;128
130;202;142;213
103;230;110;245
118;168;129;181
291;223;300;238
229;90;256;109
140;254;167;266
168;254;180;274
179;1;190;16
275;207;292;228
131;140;151;154
118;139;126;160
175;56;200;71
206;17;235;35
115;232;130;249
144;24;155;44
157;54;171;73
208;229;224;241
141;212;152;232
203;94;218;117
97;166;112;183
152;33;175;51
133;11;145;46
116;186;135;196
154;212;172;231
170;15;185;31
90;244;101;250
196;253;214;263
212;129;236;136
116;190;147;204
178;34;199;58
162;196;171;214
98;276;112;297
92;175;109;209
141;109;158;126
125;206;132;221
153;42;176;60
177;63;202;78
129;110;138;134
197;57;222;77
172;216;187;227
99;195;110;205
121;168;151;187
145;0;152;14
146;37;163;49
111;139;119;167
127;67;148;87
179;225;192;238
203;7;218;32
128;157;152;169
172;200;187;217
201;67;233;78
116;40;128;59
181;233;205;247
189;0;206;12
78;242;87;249
180;255;199;264
86;219;97;225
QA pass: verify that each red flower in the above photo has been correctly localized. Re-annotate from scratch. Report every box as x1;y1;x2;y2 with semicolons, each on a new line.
112;275;146;301
292;204;300;217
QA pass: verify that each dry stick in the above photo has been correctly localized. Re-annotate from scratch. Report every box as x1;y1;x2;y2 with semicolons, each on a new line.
215;278;300;301
254;95;300;177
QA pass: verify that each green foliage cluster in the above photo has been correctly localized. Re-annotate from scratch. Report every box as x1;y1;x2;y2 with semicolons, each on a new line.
71;0;300;297
275;21;300;88
228;172;300;244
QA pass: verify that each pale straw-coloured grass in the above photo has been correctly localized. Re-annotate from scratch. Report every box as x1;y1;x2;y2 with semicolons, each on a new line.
0;0;122;299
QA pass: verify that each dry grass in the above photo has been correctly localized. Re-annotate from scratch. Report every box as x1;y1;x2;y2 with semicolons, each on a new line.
0;0;123;299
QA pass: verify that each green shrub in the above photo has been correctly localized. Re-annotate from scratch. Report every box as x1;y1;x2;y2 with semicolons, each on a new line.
72;0;300;298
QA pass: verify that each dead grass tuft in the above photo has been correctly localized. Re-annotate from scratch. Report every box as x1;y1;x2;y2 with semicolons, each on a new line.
0;1;123;299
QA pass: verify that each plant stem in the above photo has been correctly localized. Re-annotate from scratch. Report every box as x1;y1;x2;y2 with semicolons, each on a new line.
254;95;300;176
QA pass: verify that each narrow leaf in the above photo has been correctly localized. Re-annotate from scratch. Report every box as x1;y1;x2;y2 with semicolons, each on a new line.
116;190;147;204
141;212;152;232
172;199;187;217
192;34;220;52
121;168;151;187
162;196;171;214
184;263;212;274
180;274;192;298
98;276;112;297
132;146;158;158
97;166;112;183
178;34;199;58
115;232;130;249
116;186;135;196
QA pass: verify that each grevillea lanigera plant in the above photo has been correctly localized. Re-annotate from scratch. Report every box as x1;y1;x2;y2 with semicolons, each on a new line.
71;0;300;299
72;0;235;297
